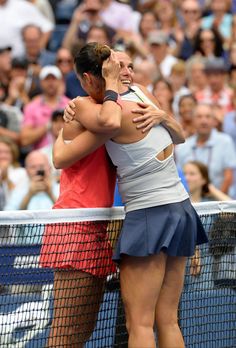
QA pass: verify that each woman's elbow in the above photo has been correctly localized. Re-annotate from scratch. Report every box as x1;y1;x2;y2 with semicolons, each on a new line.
53;154;66;169
97;112;121;133
102;119;121;134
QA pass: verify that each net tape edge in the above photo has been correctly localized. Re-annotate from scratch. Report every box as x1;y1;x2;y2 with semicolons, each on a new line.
0;201;235;225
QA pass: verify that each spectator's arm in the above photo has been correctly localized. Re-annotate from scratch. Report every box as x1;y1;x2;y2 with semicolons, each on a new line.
62;6;87;50
19;177;51;209
19;191;34;210
0;127;20;143
220;168;234;194
62;18;79;50
20;124;48;147
40;31;53;49
208;183;232;200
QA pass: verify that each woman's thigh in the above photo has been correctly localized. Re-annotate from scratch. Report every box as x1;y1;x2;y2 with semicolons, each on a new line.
53;270;105;324
120;253;167;324
156;256;187;323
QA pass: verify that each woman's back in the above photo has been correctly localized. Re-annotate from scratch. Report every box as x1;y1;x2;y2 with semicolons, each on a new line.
105;88;188;212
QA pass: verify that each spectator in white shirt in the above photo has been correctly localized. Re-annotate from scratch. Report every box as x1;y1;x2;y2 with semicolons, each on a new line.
0;0;54;57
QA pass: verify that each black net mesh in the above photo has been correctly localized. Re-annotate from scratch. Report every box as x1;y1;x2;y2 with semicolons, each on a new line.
0;205;235;347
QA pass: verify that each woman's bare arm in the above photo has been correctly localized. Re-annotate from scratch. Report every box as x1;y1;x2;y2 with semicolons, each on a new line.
53;128;112;169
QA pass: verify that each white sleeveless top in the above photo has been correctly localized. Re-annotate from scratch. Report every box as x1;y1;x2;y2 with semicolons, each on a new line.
105;86;189;212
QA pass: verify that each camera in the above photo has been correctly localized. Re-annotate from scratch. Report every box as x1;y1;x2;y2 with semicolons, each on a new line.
36;169;45;177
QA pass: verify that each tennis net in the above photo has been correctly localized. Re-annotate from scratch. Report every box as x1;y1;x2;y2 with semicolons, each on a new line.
0;202;235;347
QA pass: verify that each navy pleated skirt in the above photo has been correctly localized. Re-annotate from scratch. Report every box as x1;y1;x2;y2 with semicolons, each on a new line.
113;199;208;262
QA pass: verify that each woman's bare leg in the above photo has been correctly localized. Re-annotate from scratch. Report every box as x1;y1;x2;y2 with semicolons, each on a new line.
47;270;104;348
120;253;167;348
155;256;187;348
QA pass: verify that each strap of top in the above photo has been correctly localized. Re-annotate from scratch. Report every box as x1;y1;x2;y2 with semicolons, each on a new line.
129;86;158;110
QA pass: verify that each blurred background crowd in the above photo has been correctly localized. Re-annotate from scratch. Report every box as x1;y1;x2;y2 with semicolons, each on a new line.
1;0;236;211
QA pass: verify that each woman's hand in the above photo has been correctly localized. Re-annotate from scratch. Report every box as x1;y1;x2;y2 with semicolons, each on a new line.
190;248;201;276
102;51;121;87
132;102;165;133
63;99;77;122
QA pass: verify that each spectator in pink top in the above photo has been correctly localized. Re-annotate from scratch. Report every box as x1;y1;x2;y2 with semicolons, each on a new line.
20;65;69;150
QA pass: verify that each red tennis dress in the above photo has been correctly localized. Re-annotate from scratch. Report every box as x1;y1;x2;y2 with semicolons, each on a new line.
40;146;117;277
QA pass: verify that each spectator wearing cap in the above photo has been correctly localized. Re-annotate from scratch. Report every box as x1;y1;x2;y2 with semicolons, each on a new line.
0;46;12;102
20;65;69;150
148;30;178;78
175;103;236;194
0;0;54;58
195;57;234;114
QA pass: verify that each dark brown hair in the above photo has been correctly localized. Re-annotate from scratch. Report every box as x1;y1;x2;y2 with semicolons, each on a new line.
74;42;111;78
187;160;210;195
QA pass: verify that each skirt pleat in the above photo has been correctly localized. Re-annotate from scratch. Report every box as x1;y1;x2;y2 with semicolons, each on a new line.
113;199;208;262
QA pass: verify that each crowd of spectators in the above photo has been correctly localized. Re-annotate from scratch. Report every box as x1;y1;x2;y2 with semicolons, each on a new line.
1;0;236;211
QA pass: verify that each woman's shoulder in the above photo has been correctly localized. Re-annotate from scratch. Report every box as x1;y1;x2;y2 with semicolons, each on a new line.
74;96;97;107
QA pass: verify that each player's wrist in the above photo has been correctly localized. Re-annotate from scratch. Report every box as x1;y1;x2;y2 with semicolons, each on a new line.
103;90;122;109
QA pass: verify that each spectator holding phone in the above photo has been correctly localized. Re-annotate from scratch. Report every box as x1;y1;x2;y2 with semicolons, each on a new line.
4;150;59;210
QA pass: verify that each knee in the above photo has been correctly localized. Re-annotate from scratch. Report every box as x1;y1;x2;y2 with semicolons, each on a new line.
124;307;155;334
156;310;178;329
